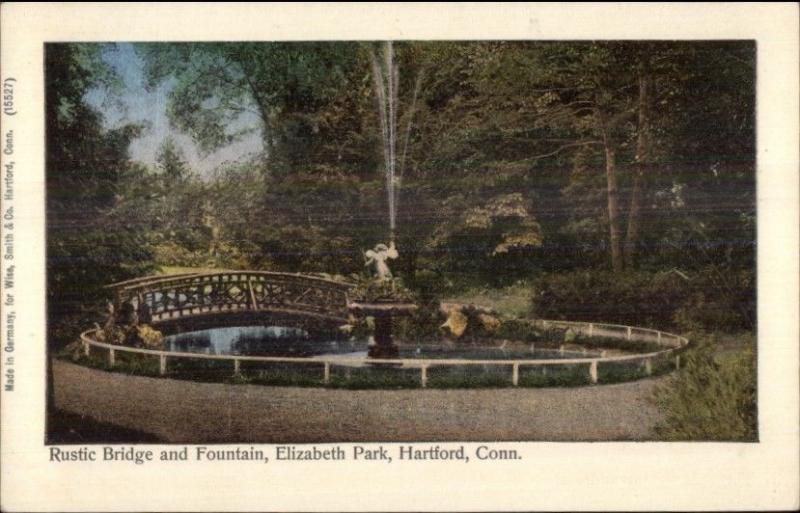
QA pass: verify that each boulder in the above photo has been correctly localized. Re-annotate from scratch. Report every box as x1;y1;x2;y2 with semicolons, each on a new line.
125;324;164;349
439;302;502;339
478;313;501;332
440;309;468;338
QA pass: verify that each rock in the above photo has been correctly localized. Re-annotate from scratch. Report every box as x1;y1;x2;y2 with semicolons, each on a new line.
439;303;501;339
132;324;164;349
440;309;468;338
478;313;501;332
104;325;126;345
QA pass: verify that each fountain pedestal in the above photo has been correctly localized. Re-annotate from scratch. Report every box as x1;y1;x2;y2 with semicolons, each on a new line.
347;301;417;359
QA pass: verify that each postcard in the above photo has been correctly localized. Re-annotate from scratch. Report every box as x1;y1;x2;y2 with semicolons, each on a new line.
1;3;798;511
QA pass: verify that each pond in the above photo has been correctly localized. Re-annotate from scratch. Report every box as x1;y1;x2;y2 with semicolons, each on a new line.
164;326;600;360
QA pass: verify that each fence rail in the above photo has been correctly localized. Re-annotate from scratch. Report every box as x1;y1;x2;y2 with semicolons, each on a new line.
80;318;688;388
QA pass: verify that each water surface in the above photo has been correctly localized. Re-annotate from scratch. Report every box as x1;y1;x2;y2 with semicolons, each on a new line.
164;326;600;360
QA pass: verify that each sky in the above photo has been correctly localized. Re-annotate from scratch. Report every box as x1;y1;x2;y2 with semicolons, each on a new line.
84;43;264;177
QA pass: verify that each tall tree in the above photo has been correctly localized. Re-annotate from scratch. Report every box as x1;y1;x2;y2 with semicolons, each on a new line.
155;136;190;180
138;42;359;176
46;43;153;342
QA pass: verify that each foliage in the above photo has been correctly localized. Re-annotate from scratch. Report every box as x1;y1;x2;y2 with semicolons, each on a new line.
445;281;533;318
517;364;592;388
138;42;361;175
155;137;190;180
652;335;756;441
328;366;422;389
349;276;415;303
433;192;543;257
531;268;754;332
492;319;566;347
46;43;155;347
396;269;447;342
426;366;511;389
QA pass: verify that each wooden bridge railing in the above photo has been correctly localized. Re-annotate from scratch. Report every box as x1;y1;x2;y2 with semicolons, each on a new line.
106;271;354;326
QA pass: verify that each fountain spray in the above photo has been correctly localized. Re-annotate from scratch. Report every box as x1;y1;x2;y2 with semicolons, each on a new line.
370;41;399;246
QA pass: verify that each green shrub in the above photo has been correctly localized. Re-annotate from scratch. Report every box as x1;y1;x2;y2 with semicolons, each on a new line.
652;336;756;441
426;364;511;388
114;351;161;376
517;364;591;387
397;270;448;343
237;361;325;387
165;357;237;382
531;268;754;332
327;365;421;389
597;361;649;384
151;241;209;268
493;318;564;347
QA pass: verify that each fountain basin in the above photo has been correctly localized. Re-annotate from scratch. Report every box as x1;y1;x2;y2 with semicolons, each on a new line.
347;301;417;358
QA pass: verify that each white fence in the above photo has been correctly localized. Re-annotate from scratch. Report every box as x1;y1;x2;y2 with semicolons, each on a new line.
80;320;688;388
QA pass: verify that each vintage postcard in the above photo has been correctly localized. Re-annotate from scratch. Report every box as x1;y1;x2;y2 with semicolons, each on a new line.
1;3;798;511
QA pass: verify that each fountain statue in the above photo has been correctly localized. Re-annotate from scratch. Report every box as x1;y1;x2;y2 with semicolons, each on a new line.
364;241;399;280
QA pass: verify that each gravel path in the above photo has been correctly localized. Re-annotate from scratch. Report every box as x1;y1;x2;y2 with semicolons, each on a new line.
53;360;666;443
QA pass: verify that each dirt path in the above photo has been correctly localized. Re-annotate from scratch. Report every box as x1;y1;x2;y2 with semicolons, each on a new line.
53;360;667;443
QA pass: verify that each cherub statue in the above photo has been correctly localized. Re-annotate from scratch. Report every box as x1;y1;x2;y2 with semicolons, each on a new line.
365;241;399;280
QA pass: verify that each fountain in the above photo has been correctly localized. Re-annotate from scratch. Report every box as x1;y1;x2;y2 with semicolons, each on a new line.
348;241;417;358
348;43;421;359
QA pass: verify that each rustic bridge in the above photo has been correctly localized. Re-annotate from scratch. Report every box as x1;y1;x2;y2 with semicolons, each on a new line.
106;271;353;335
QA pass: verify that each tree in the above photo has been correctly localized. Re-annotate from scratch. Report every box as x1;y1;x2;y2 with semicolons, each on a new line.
46;43;154;344
138;42;360;176
155;137;189;180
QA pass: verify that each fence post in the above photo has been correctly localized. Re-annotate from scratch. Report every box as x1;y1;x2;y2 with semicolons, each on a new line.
512;363;519;386
626;326;632;340
108;348;115;367
324;362;330;384
83;339;90;357
589;360;598;384
420;365;428;388
644;358;652;376
675;355;681;370
159;354;167;375
233;359;241;376
657;331;662;344
588;323;594;337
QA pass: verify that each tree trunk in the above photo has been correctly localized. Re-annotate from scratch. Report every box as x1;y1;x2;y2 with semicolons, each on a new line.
604;131;623;272
625;172;643;268
624;71;653;268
